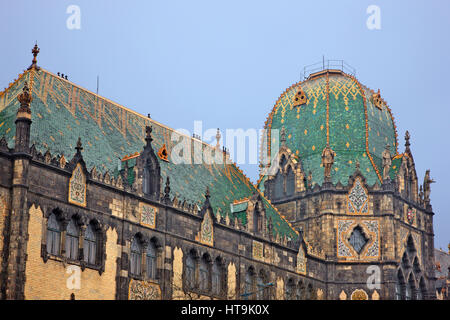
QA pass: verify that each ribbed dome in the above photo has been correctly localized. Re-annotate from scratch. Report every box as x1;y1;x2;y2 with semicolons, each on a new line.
261;69;399;186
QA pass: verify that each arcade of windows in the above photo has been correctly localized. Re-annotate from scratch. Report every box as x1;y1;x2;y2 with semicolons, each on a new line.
46;210;102;269
129;234;159;281
395;235;427;300
273;155;296;200
184;250;225;298
285;279;317;300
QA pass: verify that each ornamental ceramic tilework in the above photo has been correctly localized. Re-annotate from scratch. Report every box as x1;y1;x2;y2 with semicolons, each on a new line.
406;207;416;225
252;241;264;261
347;178;369;214
337;219;380;261
351;289;368;300
200;210;214;246
128;279;161;300
296;245;306;275
140;203;157;228
68;163;86;207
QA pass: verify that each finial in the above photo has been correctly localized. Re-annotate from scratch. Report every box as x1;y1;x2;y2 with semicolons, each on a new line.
405;130;410;150
17;81;32;109
280;126;286;146
216;128;221;148
145;125;153;146
355;160;360;170
75;137;83;153
29;43;40;70
164;176;171;198
205;186;210;200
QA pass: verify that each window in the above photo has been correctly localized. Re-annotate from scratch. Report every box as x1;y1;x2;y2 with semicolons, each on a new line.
297;281;305;300
212;260;222;296
47;213;61;255
65;218;79;260
199;257;209;292
286;166;295;196
253;210;261;234
285;280;295;300
256;275;265;300
130;236;142;276
146;242;157;280
274;172;284;199
185;254;196;290
244;269;255;300
406;275;415;300
306;284;314;300
395;270;405;300
348;226;368;254
143;167;150;194
84;223;97;265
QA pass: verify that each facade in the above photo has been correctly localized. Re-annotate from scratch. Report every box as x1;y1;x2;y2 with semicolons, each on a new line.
434;247;450;300
0;46;437;300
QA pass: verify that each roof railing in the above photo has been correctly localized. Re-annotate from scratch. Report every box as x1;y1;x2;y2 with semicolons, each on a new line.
300;59;356;80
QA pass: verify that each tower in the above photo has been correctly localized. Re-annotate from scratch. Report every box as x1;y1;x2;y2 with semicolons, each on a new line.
259;66;436;299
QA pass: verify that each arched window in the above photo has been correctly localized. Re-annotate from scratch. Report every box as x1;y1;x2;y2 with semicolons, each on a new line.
253;209;262;234
286;166;295;196
406;274;415;300
84;223;97;265
306;284;315;300
418;277;426;300
395;269;406;300
143;167;150;195
274;171;284;199
212;260;222;296
65;218;79;260
285;279;295;300
199;257;209;292
130;236;142;276
47;213;61;255
146;242;157;280
256;272;268;300
244;268;255;300
297;281;305;300
185;253;196;290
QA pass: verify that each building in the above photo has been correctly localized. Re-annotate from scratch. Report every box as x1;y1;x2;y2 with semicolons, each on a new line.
0;46;437;300
434;247;449;300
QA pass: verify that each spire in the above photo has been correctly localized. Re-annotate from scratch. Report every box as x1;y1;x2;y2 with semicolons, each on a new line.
164;176;171;201
75;137;83;154
205;186;210;200
145;125;153;147
28;43;40;70
405;130;411;152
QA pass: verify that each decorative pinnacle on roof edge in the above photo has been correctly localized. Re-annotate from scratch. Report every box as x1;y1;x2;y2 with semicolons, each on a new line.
75;137;83;153
145;125;153;146
17;81;32;110
405;130;411;150
28;43;40;70
205;186;210;200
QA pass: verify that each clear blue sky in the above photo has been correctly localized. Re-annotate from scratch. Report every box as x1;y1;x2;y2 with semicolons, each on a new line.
1;0;448;250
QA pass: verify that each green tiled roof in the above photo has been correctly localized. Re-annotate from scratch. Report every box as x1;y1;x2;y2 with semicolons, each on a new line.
0;68;297;240
261;71;399;187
